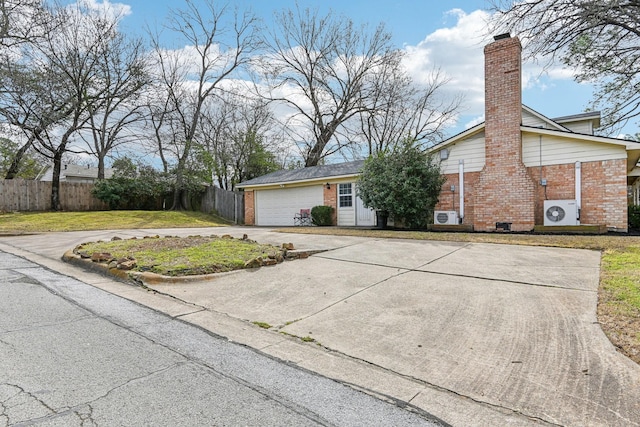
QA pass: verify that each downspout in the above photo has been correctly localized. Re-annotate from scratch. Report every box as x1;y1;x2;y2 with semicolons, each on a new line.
575;161;581;224
458;160;464;223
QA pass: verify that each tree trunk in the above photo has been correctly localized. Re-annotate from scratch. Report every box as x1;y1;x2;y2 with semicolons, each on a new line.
305;126;336;167
4;139;33;179
97;154;105;180
51;149;63;211
305;142;325;167
171;166;186;210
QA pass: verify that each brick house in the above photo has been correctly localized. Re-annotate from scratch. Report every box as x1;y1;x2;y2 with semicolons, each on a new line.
431;34;640;232
239;34;640;231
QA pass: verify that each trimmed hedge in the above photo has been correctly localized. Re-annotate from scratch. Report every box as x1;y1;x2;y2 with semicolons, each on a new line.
311;205;334;226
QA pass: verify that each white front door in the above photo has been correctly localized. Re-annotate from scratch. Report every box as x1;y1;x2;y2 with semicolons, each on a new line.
337;183;355;226
337;183;376;226
356;193;375;226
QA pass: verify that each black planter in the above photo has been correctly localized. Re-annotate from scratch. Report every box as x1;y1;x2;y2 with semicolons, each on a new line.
376;211;388;229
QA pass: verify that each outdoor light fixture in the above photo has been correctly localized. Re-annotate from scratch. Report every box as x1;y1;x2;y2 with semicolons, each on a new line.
326;183;331;189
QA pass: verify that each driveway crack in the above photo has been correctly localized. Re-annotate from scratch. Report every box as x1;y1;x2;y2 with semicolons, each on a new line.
301;244;474;322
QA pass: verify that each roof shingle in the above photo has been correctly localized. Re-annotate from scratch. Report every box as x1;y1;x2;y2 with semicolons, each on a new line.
237;160;364;187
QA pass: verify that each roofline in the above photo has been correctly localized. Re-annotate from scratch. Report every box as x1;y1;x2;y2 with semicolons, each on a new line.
552;111;601;123
522;125;640;173
522;105;571;132
428;122;485;152
236;172;361;189
520;125;637;148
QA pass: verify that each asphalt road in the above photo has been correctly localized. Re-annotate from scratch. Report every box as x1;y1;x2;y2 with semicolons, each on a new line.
0;249;445;427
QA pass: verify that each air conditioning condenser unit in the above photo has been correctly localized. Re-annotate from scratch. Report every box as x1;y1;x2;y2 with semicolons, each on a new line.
434;210;459;225
544;200;578;226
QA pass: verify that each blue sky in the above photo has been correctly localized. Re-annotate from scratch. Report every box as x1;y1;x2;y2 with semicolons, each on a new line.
93;0;635;138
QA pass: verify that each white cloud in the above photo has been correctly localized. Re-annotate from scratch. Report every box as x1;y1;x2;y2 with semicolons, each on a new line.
465;115;485;129
71;0;132;22
401;8;580;129
403;9;491;119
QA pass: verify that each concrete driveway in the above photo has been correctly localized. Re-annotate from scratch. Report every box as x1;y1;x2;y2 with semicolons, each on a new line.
1;227;639;426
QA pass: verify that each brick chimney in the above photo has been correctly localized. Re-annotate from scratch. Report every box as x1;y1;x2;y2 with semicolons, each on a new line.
474;34;536;232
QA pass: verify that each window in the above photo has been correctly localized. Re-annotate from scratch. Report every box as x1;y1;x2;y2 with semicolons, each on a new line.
339;183;353;208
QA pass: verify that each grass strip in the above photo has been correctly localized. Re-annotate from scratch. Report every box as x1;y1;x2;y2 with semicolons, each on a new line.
0;210;229;233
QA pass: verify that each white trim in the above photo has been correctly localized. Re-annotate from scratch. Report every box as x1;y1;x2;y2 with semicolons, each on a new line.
521;125;635;147
237;173;360;189
522;105;571;132
428;123;485;152
458;160;464;221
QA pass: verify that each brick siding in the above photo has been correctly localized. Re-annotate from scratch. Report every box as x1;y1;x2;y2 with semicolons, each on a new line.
244;190;255;225
323;184;338;225
580;159;628;231
474;36;536;231
436;172;481;226
437;159;628;231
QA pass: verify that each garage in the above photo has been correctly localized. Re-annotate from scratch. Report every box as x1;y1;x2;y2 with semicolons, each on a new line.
255;185;324;226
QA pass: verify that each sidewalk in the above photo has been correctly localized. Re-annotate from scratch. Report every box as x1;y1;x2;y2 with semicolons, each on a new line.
1;227;639;426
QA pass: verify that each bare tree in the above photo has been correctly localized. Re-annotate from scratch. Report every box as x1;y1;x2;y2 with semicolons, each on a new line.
0;0;51;178
142;88;174;174
259;6;399;166
78;32;150;179
0;2;123;209
198;91;278;189
0;0;42;46
491;0;640;132
358;62;461;155
149;0;259;209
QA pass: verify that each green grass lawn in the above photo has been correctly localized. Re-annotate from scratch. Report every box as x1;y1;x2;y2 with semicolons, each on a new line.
0;210;229;233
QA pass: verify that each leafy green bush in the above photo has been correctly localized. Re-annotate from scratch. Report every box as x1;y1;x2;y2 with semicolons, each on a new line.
311;205;334;226
92;160;172;210
629;205;640;230
92;178;128;209
357;140;446;229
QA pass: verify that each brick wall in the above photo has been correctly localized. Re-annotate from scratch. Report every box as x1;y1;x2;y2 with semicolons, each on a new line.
528;163;574;226
581;159;628;231
439;160;627;230
435;172;481;226
525;160;627;230
244;190;255;225
474;35;537;232
323;184;337;225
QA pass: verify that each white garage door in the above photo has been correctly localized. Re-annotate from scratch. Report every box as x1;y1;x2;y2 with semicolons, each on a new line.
255;186;324;226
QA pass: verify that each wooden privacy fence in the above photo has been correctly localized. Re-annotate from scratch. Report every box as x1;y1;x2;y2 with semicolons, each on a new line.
200;186;244;224
0;179;107;211
0;180;244;223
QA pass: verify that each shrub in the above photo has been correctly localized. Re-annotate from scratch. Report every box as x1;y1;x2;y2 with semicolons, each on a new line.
629;205;640;230
357;140;446;229
92;171;171;210
311;205;334;226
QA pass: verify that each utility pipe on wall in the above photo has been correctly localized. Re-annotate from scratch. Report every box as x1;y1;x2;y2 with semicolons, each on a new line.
575;161;581;224
459;160;464;222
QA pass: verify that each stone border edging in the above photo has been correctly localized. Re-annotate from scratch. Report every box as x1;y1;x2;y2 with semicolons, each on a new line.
62;247;327;286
